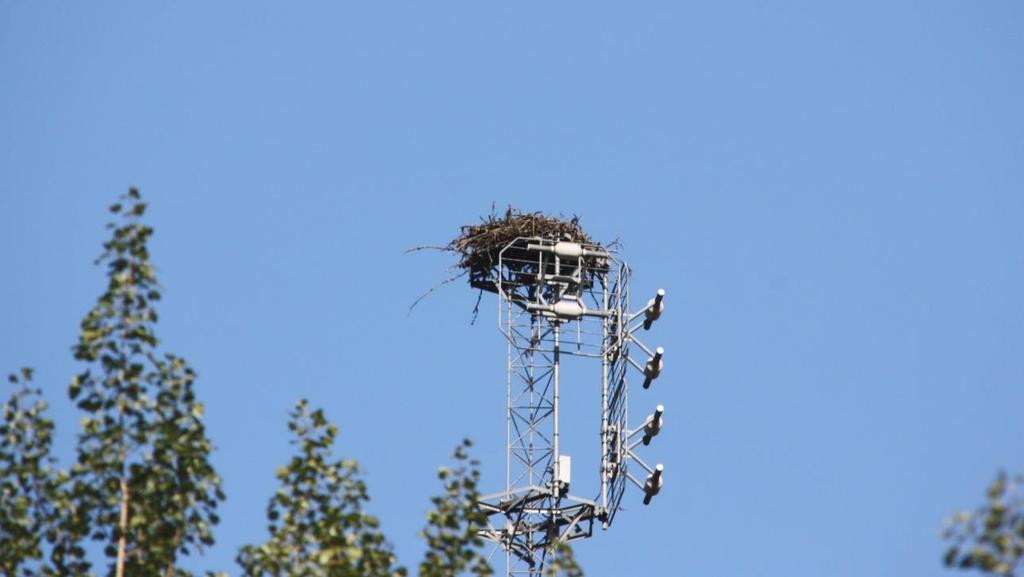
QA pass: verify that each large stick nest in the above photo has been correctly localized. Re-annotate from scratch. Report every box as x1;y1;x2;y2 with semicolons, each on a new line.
450;207;602;293
409;207;609;319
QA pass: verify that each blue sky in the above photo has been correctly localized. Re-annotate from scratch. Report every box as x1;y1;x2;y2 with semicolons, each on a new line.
2;2;1022;576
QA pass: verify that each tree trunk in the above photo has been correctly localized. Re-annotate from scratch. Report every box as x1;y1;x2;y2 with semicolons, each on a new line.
115;474;129;577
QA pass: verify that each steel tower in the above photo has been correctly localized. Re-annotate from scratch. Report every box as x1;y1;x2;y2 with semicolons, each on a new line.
476;236;667;576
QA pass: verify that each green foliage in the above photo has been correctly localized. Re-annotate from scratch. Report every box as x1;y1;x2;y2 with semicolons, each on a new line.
944;471;1024;576
1;368;56;575
542;543;583;577
1;369;87;577
237;399;405;577
68;188;224;577
418;439;492;577
1;189;586;577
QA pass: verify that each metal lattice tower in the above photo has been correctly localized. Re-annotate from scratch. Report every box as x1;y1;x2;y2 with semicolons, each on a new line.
476;236;667;576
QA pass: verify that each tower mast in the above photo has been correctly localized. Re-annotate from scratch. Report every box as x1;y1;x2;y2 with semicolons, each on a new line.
474;235;668;576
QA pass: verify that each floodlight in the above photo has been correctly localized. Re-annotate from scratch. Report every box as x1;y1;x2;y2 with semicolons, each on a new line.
642;347;664;389
642;405;664;446
643;289;665;330
642;464;664;505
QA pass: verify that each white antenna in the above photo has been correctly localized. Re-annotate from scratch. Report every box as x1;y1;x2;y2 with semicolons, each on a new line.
474;236;668;576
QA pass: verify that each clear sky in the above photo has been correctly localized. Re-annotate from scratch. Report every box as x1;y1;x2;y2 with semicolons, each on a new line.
2;2;1022;576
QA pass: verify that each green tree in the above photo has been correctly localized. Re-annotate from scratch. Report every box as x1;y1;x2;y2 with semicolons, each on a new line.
944;471;1024;576
237;399;405;577
1;367;90;577
68;188;224;577
1;368;56;575
1;190;586;577
418;439;492;577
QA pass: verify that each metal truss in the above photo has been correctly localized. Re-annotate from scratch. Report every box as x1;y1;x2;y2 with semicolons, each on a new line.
476;236;668;577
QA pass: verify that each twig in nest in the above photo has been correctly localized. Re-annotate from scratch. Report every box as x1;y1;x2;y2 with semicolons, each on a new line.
404;245;451;254
470;289;484;325
407;270;467;315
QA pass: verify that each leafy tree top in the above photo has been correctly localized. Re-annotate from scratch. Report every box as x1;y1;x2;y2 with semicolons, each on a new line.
237;399;405;577
418;439;492;577
1;368;59;576
68;188;223;577
944;471;1024;576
